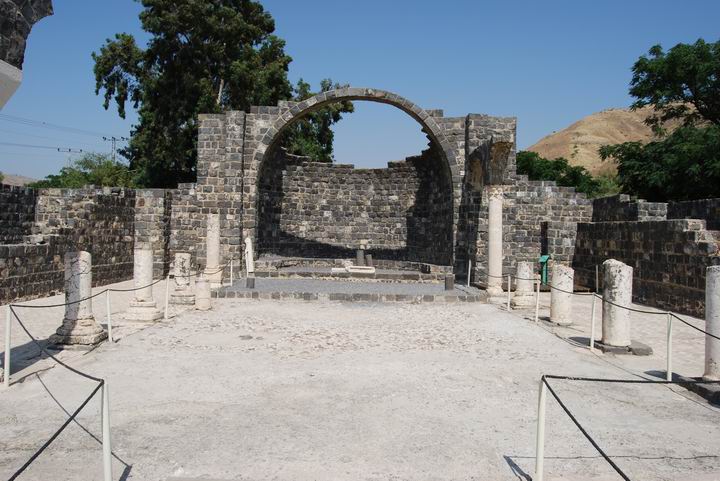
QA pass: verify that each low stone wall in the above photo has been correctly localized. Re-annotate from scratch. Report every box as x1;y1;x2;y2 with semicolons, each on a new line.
573;219;720;317
0;183;36;243
668;198;720;231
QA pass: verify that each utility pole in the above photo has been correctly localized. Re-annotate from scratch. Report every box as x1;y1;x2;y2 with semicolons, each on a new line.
103;136;129;162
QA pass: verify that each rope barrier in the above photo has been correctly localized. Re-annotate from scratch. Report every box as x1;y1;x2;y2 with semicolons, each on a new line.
7;381;104;481
670;312;720;342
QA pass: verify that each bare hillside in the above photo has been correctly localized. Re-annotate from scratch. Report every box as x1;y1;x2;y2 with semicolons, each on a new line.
1;173;37;186
527;106;672;176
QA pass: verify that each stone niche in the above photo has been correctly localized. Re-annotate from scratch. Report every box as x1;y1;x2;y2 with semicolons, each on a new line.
257;145;454;266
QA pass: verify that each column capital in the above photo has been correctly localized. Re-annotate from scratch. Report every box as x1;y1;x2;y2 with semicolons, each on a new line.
487;184;505;200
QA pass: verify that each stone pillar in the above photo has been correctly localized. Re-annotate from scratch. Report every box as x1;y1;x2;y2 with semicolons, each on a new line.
52;251;107;346
486;186;504;299
170;252;195;305
356;249;365;267
203;213;222;288
126;243;163;321
601;259;633;347
195;276;212;311
550;264;574;326
704;266;720;380
511;261;536;308
244;237;255;275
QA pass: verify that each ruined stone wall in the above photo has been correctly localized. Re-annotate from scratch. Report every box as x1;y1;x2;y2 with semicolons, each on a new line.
592;194;667;222
668;198;720;231
0;0;53;68
0;183;36;243
0;186;173;303
257;148;453;265
573;219;719;317
472;177;592;282
135;189;173;277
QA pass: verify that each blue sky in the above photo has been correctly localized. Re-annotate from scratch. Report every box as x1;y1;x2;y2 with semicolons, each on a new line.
1;0;719;178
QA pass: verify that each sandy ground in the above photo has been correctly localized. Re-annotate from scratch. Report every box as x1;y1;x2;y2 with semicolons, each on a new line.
2;291;720;481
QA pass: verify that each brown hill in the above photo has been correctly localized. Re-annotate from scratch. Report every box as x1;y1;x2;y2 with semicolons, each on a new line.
1;173;37;186
526;106;676;177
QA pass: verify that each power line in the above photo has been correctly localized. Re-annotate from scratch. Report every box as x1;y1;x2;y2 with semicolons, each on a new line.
0;141;84;153
0;113;123;139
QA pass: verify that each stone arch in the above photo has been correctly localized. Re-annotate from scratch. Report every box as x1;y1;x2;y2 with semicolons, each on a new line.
252;87;460;267
254;88;459;178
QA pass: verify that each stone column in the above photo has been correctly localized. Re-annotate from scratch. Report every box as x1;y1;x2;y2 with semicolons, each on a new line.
550;264;574;326
244;237;255;275
126;243;163;321
170;252;195;305
704;266;720;380
511;261;536;308
601;259;633;347
486;186;504;299
203;213;222;288
195;276;212;311
52;251;107;346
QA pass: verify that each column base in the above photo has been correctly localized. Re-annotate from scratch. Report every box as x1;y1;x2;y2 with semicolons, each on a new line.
511;293;535;308
125;299;163;321
203;268;223;288
52;317;107;345
170;290;196;305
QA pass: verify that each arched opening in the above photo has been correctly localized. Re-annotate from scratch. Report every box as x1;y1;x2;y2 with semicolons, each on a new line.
253;89;456;269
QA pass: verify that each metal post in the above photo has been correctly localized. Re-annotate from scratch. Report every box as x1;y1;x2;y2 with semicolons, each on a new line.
666;312;673;382
589;294;597;352
507;275;512;311
105;290;113;343
164;275;170;320
535;378;547;481
230;259;234;286
4;306;10;388
534;279;540;323
101;381;113;481
595;265;599;293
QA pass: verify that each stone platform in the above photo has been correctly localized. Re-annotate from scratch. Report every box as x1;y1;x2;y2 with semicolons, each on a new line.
213;278;485;303
255;266;447;283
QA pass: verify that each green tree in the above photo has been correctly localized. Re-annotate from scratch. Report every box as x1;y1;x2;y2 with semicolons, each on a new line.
93;0;351;187
282;79;354;162
600;38;720;201
29;153;136;188
516;151;619;198
629;39;720;131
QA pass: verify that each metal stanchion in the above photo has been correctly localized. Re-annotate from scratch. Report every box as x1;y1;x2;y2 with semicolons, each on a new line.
164;275;170;320
589;294;597;352
595;265;599;293
230;259;234;286
506;275;512;311
467;260;471;288
535;378;547;481
105;290;113;343
4;305;10;388
102;381;113;481
534;278;540;323
666;312;673;381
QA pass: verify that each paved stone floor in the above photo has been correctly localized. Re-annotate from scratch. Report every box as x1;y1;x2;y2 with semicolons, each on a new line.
219;278;480;296
1;290;720;481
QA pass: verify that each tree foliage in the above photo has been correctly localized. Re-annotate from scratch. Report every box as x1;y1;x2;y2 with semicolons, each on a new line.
282;79;354;162
516;151;620;198
29;153;136;189
93;0;350;187
600;38;720;201
630;39;720;130
600;125;720;201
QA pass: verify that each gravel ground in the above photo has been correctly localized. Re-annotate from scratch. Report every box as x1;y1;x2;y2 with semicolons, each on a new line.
2;298;720;481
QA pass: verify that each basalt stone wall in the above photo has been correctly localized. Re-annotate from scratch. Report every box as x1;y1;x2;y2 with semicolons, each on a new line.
258;148;453;265
573;219;719;317
0;183;36;243
472;176;592;283
135;189;173;277
668;198;720;231
592;194;667;222
0;0;53;68
0;186;173;303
